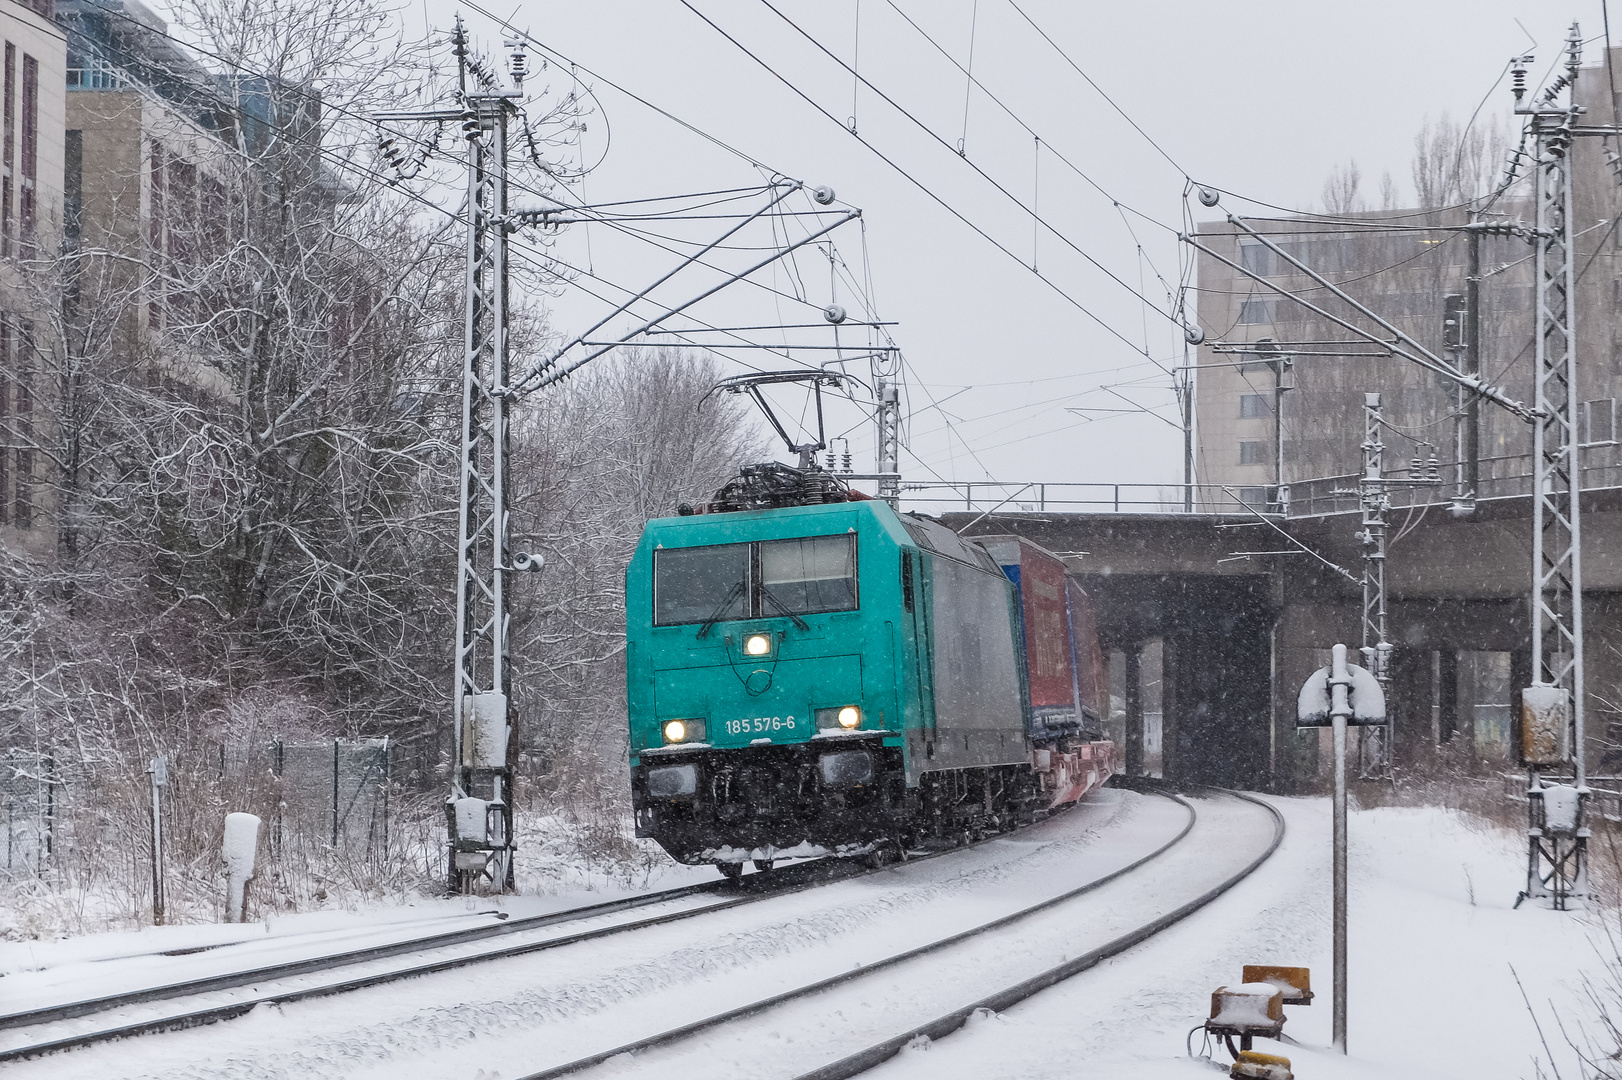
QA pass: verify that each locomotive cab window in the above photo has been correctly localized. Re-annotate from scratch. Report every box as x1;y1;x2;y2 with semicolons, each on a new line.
653;534;857;626
654;543;750;626
759;535;857;615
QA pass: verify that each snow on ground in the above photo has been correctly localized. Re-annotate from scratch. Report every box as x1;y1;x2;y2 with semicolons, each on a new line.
872;796;1606;1080
1;813;716;980
1;789;1164;1078
3;794;1611;1079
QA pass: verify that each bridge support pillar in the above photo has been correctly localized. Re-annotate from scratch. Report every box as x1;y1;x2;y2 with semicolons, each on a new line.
1124;644;1144;776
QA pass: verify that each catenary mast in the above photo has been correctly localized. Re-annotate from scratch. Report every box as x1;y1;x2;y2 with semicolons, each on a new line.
380;21;524;893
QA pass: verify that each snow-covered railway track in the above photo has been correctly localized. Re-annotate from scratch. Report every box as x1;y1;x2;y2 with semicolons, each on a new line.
512;787;1279;1080
0;798;1102;1065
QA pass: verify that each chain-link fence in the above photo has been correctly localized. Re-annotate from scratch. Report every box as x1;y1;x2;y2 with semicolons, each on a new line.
0;748;55;881
2;737;407;888
266;738;392;863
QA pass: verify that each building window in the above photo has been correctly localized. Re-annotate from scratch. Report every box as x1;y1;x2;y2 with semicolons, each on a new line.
1239;393;1270;418
19;52;34;254
1581;398;1617;445
1240;241;1272;276
10;319;29;528
65;130;82;248
149;141;164;329
2;42;12;258
1239;440;1267;466
0;319;8;525
1234;486;1270;509
1239;299;1273;324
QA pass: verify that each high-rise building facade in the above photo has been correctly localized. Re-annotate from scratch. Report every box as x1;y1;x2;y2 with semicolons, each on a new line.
0;0;64;557
1192;50;1622;517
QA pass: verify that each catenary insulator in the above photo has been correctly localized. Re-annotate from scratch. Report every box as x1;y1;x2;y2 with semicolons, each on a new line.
505;39;529;89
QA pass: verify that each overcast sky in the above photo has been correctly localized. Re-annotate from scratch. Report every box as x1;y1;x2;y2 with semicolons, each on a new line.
409;0;1599;498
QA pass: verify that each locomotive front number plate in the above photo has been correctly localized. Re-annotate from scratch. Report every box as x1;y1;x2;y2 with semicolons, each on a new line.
724;715;801;737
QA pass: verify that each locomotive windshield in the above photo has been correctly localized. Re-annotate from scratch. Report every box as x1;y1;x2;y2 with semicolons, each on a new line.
653;543;750;626
653;534;858;626
760;535;857;614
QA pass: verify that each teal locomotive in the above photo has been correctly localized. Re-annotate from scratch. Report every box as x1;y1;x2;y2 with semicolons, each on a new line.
626;464;1114;879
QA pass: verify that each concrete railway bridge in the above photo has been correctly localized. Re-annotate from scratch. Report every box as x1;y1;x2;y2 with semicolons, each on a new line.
935;485;1622;791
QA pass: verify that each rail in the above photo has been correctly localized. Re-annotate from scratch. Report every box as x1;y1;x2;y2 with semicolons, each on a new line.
0;802;1096;1062
0;862;844;1060
793;786;1285;1080
513;784;1283;1080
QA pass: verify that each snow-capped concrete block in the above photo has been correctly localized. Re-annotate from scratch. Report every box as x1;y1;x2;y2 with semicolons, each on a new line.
453;796;489;849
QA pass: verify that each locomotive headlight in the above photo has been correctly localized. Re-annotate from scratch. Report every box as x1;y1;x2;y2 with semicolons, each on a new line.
662;718;706;744
743;633;772;657
815;706;864;730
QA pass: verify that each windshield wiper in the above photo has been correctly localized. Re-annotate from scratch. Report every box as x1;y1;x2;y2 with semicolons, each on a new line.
697;581;746;639
760;586;810;630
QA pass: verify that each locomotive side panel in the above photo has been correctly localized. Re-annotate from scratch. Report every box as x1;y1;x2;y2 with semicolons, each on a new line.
924;553;1028;772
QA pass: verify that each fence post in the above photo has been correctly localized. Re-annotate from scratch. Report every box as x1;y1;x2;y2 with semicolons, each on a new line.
332;739;340;848
382;737;391;863
272;740;284;853
147;756;167;926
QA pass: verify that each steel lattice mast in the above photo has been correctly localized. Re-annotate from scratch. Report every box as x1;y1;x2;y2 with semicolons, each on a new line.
1357;394;1391;775
446;25;522;894
1516;26;1587;908
380;21;524;894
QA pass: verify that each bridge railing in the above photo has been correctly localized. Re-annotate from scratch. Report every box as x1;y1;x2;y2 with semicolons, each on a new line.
895;449;1622;520
898;482;1273;516
1282;451;1622;519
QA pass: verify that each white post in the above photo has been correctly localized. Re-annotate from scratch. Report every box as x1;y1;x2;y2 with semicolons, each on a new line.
222;812;261;924
1329;642;1351;1054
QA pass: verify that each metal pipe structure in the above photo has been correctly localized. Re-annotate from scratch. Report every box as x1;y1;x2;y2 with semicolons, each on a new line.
1329;643;1350;1054
147;756;166;926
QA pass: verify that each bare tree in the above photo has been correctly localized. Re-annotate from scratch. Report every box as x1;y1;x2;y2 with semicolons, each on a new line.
1412;112;1508;211
1322;160;1365;214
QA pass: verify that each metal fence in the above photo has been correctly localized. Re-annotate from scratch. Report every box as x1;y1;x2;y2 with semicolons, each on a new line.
264;738;393;861
0;749;54;881
1501;772;1622;824
1;737;394;882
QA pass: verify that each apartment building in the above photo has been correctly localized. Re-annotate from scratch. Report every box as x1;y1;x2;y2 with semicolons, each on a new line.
1191;50;1622;514
0;0;63;558
57;0;242;395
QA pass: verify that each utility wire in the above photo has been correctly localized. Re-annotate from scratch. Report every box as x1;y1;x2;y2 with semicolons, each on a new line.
1003;0;1188;179
68;4;863;395
679;0;1168;370
755;0;1184;337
